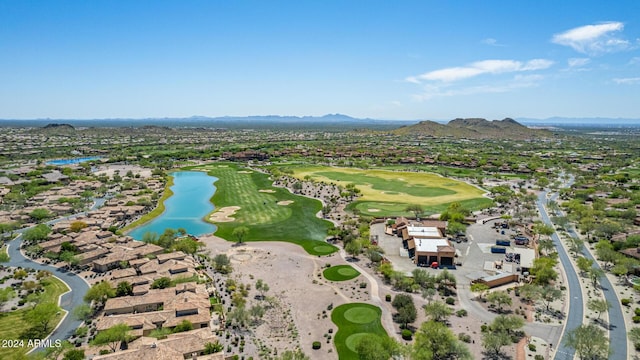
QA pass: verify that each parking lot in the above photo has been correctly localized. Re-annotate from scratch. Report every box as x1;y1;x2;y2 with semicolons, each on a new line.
371;219;533;285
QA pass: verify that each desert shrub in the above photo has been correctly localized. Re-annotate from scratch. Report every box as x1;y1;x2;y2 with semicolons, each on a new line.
528;344;536;352
633;316;640;323
385;294;392;302
534;356;544;360
445;297;455;305
401;329;412;340
458;333;472;343
622;298;631;306
635;308;640;316
456;309;468;317
312;341;321;350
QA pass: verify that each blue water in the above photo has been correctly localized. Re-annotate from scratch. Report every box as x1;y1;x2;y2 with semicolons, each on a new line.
46;156;102;165
128;171;218;240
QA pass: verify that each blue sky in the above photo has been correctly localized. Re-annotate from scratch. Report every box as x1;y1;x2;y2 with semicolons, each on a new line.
1;1;639;120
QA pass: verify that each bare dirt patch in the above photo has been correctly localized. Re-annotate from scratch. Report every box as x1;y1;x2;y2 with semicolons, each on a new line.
93;164;153;178
277;200;294;206
199;236;374;359
208;206;241;222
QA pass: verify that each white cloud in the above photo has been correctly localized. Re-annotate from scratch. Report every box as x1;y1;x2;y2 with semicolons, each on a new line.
568;58;591;68
481;38;505;47
552;22;630;55
412;74;544;101
613;77;640;84
406;59;553;83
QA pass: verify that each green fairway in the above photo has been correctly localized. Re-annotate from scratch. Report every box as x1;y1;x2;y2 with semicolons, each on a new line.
0;276;67;359
194;164;337;255
331;303;388;359
290;166;491;216
322;265;360;281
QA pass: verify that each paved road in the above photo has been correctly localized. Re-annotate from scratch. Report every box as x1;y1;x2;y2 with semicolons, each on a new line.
545;191;628;360
6;235;89;352
540;178;627;360
537;192;583;360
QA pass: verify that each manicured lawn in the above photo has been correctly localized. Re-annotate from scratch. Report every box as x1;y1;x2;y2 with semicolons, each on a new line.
331;303;388;359
0;276;68;359
194;164;337;256
322;265;360;281
290;166;492;216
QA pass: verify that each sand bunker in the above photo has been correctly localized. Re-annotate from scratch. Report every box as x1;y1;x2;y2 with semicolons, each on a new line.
209;206;241;222
277;200;294;206
238;170;253;174
259;189;276;193
367;208;381;212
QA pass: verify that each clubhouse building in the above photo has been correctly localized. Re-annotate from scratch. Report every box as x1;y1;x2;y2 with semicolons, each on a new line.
390;218;456;267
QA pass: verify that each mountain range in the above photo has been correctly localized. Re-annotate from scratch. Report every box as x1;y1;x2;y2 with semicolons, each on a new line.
391;118;551;139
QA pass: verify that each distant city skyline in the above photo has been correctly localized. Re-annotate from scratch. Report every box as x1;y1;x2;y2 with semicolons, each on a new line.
1;1;639;120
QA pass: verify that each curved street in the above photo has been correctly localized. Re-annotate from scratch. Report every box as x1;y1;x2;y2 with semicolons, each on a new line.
539;178;627;360
6;234;89;352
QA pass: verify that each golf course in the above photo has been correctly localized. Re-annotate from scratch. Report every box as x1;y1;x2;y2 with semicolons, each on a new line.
331;303;388;359
323;265;360;281
194;164;337;255
288;166;491;217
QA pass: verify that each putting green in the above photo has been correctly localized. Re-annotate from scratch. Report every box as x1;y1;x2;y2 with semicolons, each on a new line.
189;163;337;256
313;245;337;255
323;265;360;281
343;307;378;324
331;303;388;360
345;333;379;353
288;166;491;217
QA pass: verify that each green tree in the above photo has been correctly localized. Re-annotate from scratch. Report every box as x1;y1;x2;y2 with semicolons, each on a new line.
116;281;133;297
424;300;453;323
0;250;9;263
345;240;362;259
587;299;610;321
91;323;133;353
232;226;249;244
173;237;203;255
29;208;52;221
538;285;562;312
62;349;85;360
22;224;51;242
405;204;424;219
588;267;605;288
173;320;193;333
228;306;250;328
576;257;594;276
392;294;417;328
255;279;269;300
491;315;524;336
25;302;59;334
482;330;512;356
486;290;512;313
213;253;231;274
73;304;93;321
531;257;558;285
564;324;610;360
412;320;472;360
84;281;115;304
204;341;225;354
151;277;171;289
470;283;489;300
69;221;88;233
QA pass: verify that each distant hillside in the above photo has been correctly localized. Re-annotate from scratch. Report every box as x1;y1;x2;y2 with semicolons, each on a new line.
392;118;550;139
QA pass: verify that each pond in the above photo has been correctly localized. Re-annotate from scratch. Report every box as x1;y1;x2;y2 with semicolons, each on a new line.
128;171;218;240
46;156;102;165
